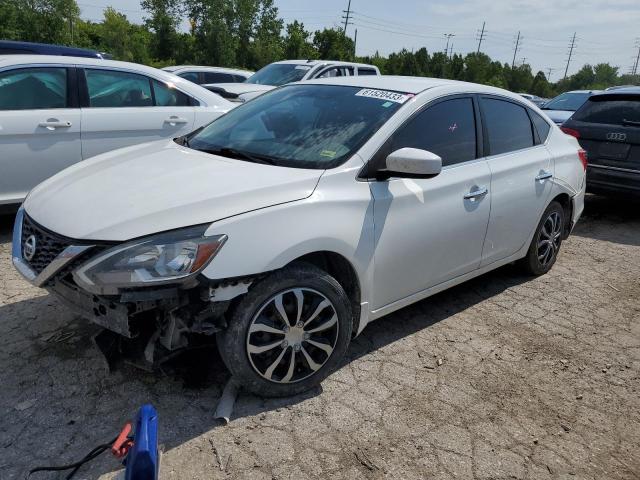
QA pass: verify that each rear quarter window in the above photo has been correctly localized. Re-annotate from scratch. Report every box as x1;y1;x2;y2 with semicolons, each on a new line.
572;96;640;126
529;110;551;143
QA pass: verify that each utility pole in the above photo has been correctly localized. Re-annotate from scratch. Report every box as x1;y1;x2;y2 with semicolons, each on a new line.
563;32;577;80
546;67;556;81
444;33;455;55
476;21;486;54
448;42;454;59
342;0;352;35
521;57;527;66
353;28;358;60
511;31;521;69
633;39;640;76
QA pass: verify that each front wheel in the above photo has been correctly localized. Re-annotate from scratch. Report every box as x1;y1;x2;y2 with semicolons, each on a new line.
520;201;565;275
216;264;353;397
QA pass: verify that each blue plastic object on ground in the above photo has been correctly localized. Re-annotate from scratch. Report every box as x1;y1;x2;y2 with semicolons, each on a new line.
124;404;159;480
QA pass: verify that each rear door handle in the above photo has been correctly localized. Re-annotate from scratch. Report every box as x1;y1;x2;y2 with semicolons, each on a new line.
535;170;553;182
38;120;72;130
464;186;488;200
164;116;189;125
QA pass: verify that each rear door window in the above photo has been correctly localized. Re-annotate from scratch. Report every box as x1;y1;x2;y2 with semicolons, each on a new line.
0;67;67;110
358;68;377;76
572;96;640;126
204;72;235;83
152;79;192;107
178;71;200;83
482;98;534;155
392;97;477;166
85;69;153;108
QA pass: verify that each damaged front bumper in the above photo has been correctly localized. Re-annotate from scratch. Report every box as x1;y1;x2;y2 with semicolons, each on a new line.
12;208;252;368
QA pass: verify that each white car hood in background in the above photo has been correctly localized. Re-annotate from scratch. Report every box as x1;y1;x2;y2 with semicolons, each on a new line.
24;140;322;241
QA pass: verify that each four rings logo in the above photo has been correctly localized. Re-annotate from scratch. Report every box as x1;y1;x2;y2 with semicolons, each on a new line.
23;235;37;262
606;132;627;141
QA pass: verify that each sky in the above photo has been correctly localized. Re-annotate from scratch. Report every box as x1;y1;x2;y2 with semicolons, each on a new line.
78;0;640;79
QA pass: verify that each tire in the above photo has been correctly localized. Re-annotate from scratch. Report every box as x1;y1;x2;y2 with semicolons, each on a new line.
520;201;565;276
216;263;353;397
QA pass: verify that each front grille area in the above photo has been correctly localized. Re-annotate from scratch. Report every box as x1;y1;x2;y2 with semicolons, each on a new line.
21;214;73;275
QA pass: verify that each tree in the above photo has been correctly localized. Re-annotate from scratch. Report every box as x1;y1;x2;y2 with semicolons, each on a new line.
313;28;354;61
100;7;151;63
283;20;315;60
141;0;183;61
8;0;80;44
248;0;283;69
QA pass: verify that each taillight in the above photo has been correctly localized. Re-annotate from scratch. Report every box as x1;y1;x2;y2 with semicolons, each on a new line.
561;127;580;138
578;149;588;170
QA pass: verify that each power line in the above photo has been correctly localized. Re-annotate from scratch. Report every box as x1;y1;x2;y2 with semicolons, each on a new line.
511;31;521;69
444;33;455;55
563;32;577;80
342;0;352;34
476;21;486;54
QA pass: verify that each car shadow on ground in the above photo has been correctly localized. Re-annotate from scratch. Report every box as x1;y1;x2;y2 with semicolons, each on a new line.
0;249;531;479
572;193;640;246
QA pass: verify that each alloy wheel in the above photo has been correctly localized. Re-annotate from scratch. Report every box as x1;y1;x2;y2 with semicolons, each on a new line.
537;211;562;268
246;288;339;384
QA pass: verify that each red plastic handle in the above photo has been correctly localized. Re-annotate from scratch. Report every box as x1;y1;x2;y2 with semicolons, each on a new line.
111;422;134;459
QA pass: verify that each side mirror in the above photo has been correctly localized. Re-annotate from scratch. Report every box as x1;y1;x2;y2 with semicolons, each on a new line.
379;148;442;180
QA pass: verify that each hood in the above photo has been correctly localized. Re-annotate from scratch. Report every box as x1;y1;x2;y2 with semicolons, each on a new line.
208;83;275;96
24;140;322;241
542;109;573;125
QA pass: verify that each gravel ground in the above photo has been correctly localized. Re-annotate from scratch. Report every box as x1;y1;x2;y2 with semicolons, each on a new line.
1;194;638;480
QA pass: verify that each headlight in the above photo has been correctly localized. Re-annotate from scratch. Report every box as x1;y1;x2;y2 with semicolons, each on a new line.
73;226;226;294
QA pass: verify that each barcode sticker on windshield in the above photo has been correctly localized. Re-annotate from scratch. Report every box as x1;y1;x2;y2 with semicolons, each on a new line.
294;65;312;70
355;89;411;104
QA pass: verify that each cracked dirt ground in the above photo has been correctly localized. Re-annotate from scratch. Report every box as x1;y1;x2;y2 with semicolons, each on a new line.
1;194;639;480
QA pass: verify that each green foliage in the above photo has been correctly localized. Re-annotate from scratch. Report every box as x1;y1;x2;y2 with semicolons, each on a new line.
0;0;636;95
313;28;355;61
283;20;316;60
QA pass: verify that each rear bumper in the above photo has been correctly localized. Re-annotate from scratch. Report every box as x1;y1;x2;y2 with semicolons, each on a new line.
586;164;640;197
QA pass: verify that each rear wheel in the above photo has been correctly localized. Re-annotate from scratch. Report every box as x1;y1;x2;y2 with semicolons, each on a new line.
216;264;352;397
520;201;565;275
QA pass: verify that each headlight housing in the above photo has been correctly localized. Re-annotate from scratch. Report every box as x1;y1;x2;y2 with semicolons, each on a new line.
73;226;226;295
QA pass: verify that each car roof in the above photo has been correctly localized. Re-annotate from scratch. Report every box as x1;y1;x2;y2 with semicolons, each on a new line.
270;59;378;69
300;75;523;97
162;65;253;75
0;40;104;58
590;86;640;99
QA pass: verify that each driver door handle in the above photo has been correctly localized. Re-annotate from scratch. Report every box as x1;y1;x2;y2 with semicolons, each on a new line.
535;170;553;182
464;186;489;200
38;120;72;130
164;116;189;125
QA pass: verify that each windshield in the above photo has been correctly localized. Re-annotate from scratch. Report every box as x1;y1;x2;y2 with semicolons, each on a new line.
245;63;313;86
187;84;407;169
543;92;591;112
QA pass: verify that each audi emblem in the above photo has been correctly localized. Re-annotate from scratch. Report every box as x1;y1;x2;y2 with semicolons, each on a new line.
606;132;627;142
23;235;37;262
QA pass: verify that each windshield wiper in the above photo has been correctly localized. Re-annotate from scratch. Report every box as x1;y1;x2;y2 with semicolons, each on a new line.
622;118;640;126
197;147;278;165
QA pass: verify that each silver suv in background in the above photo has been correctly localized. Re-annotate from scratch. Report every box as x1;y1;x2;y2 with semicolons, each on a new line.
202;59;381;102
541;90;601;124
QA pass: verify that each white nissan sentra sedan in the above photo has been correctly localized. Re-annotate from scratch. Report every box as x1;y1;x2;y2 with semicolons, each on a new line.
12;76;586;397
0;55;233;207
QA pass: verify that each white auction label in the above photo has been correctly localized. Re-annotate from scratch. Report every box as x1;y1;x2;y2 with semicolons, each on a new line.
355;88;411;103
